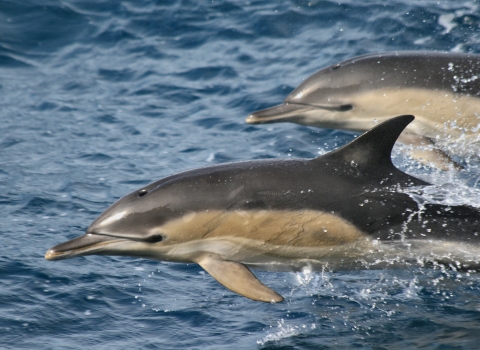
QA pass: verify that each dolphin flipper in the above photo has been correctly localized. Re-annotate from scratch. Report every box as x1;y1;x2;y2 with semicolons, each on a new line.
197;256;284;303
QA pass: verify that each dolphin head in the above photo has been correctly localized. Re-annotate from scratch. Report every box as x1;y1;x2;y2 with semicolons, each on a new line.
246;57;389;131
246;52;480;132
45;176;204;263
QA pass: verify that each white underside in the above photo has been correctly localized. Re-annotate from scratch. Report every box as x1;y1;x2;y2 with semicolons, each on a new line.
146;237;480;272
299;88;480;151
85;208;480;272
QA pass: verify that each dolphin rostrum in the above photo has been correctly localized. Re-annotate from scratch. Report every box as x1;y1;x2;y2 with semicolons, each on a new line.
46;116;480;302
246;51;480;169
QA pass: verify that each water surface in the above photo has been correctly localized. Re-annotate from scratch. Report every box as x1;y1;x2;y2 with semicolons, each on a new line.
2;1;480;349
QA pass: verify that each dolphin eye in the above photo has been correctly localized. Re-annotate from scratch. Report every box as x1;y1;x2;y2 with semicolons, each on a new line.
323;104;353;112
138;189;148;197
331;64;341;70
339;104;353;111
144;234;163;243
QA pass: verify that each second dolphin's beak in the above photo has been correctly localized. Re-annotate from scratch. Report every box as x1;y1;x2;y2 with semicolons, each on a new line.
246;103;316;124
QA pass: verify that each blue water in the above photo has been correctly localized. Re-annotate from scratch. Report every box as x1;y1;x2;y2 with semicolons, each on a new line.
2;1;480;349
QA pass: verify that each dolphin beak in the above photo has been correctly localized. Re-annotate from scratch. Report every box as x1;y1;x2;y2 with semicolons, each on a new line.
45;233;123;261
246;103;316;124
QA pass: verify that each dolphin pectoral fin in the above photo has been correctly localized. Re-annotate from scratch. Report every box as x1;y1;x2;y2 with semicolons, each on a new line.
397;133;463;171
197;257;284;303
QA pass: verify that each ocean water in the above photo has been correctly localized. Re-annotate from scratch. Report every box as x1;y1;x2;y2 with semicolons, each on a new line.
2;0;480;349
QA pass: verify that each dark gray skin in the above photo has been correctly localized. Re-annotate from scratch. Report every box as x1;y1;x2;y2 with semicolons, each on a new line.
75;120;477;242
287;52;480;107
46;115;480;302
247;51;480;169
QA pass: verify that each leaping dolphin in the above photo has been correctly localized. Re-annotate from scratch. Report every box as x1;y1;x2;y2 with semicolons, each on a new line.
246;51;480;169
45;116;480;302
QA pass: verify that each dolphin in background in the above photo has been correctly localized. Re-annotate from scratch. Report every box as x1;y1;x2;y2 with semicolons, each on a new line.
46;116;480;303
247;51;480;169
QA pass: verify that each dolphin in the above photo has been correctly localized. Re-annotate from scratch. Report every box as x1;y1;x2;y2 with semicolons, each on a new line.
45;115;480;303
246;51;480;169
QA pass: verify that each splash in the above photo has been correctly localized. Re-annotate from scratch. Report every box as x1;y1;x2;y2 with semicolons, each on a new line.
402;183;480;209
257;319;317;345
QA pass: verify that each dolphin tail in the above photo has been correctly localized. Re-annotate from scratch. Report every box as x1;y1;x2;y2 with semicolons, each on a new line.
197;256;284;303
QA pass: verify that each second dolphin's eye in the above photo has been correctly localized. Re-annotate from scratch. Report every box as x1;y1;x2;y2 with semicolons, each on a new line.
332;64;341;70
138;189;148;197
339;104;353;111
144;235;163;243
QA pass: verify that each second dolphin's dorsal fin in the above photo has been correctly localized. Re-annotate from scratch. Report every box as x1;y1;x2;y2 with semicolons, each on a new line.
315;115;414;168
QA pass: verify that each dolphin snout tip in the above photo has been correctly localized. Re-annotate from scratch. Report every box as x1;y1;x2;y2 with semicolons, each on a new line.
245;107;282;125
45;247;67;261
44;249;56;261
245;113;261;124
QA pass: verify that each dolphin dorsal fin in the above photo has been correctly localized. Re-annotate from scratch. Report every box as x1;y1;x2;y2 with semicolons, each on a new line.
316;115;414;168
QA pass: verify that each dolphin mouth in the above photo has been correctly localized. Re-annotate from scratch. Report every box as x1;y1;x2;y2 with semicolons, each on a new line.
246;103;316;124
246;102;354;124
45;233;125;261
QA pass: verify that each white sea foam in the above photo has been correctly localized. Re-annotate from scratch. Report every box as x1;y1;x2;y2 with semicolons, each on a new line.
403;183;480;209
257;319;317;345
438;13;457;34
